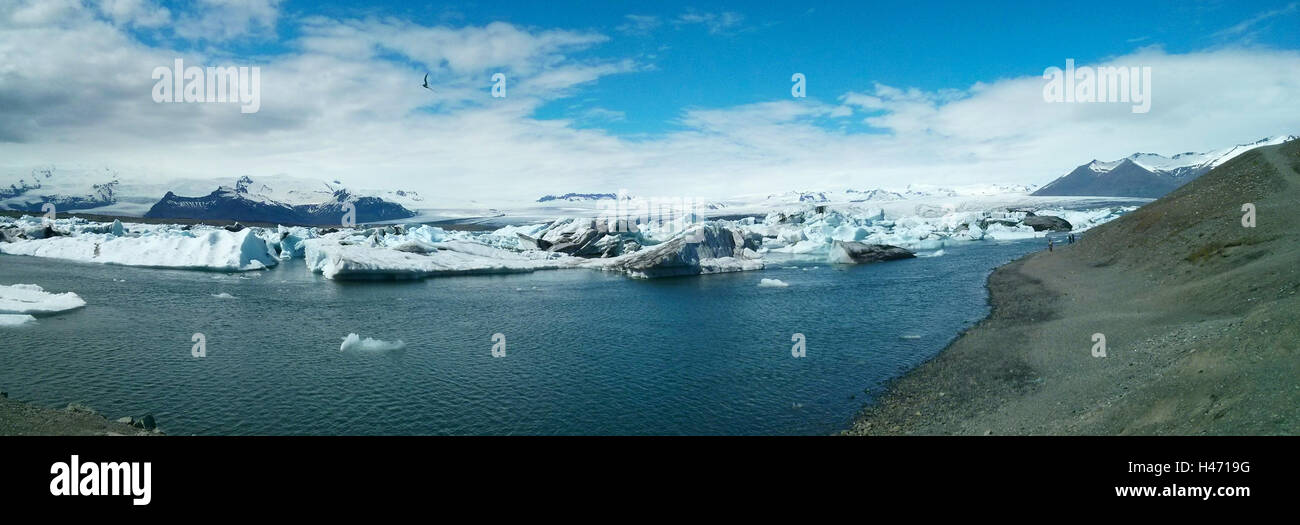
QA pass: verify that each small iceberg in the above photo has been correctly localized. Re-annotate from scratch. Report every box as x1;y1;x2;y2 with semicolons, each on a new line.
0;314;36;327
340;333;406;352
0;284;86;315
211;292;236;299
758;278;789;288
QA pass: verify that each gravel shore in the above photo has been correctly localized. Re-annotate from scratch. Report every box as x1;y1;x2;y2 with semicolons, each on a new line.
0;395;161;436
847;141;1300;435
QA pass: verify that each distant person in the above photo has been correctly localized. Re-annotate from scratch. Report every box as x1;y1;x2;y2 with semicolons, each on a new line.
1049;238;1054;252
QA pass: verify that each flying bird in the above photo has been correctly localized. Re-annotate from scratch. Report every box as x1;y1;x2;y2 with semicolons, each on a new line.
421;73;434;91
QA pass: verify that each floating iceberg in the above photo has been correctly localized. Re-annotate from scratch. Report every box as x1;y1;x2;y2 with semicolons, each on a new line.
340;333;406;352
758;278;789;288
582;223;764;278
0;284;86;315
303;227;574;280
0;216;277;271
0;314;36;327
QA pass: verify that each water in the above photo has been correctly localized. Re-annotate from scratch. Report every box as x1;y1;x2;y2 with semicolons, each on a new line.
0;239;1046;435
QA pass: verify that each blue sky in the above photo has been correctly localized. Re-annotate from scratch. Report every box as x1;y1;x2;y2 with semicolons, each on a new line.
3;0;1300;203
249;0;1300;135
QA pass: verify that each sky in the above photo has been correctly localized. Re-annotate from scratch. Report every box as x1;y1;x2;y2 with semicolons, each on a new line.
1;0;1299;205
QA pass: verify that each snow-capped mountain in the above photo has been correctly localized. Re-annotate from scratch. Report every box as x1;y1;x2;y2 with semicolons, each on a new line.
0;167;121;211
1033;135;1298;198
145;176;417;225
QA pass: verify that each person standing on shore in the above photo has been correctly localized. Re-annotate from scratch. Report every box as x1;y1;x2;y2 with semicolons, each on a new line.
1049;238;1054;252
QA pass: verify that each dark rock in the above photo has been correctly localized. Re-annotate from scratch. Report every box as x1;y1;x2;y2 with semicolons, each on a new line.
977;218;1020;230
1022;215;1073;232
140;414;156;431
831;241;916;264
224;222;245;232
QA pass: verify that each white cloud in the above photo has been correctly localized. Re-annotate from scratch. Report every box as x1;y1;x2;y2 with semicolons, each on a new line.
95;0;170;28
616;14;660;36
1214;2;1298;38
674;10;745;35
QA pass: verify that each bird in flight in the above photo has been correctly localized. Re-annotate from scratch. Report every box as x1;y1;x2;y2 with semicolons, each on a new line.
421;73;435;92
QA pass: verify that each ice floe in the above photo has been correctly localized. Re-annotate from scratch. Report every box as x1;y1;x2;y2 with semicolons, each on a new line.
0;284;86;315
0;314;36;327
758;278;789;288
339;333;406;352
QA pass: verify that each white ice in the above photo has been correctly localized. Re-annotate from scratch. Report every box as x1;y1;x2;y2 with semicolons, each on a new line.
0;284;86;315
0;216;278;271
339;333;406;352
0;314;36;327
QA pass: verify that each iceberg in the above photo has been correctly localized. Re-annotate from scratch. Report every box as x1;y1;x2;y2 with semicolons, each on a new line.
0;284;86;315
0;217;278;271
585;223;764;279
829;241;916;264
302;227;573;280
758;278;789;288
340;333;406;352
0;314;36;327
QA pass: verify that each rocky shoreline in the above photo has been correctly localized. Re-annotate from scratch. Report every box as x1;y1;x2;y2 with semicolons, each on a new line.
0;392;163;436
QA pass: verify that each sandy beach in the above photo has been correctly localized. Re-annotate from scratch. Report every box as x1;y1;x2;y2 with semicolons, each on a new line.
848;141;1300;435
